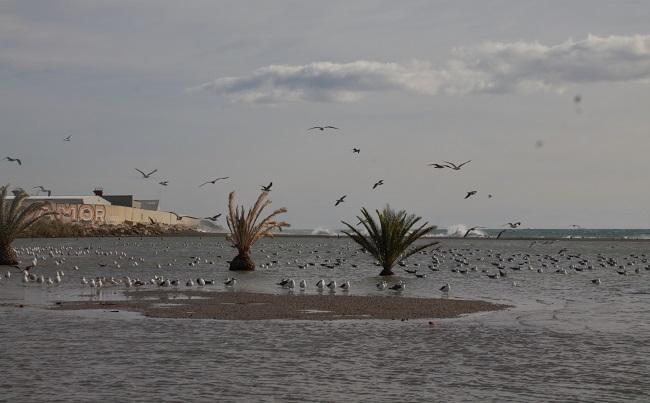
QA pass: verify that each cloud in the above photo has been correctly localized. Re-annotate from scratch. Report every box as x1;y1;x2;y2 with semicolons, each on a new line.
196;34;650;103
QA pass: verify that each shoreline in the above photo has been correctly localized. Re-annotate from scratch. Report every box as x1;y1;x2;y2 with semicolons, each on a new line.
51;290;510;321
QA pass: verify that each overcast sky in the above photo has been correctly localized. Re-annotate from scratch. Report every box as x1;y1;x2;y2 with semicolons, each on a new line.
2;1;650;229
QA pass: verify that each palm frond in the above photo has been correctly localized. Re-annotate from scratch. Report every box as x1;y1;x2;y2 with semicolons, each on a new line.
342;205;437;274
226;190;289;252
0;184;52;243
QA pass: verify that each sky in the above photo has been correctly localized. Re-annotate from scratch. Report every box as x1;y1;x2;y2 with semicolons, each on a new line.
1;0;650;229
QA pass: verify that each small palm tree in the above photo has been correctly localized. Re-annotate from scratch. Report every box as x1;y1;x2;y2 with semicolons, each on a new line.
0;185;53;265
341;205;438;276
226;191;289;271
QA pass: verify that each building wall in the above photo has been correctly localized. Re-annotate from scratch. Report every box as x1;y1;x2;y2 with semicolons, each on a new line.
39;202;198;227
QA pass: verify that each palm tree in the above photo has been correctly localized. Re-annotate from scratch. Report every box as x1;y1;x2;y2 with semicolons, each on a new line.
226;191;289;271
341;205;438;276
0;185;53;265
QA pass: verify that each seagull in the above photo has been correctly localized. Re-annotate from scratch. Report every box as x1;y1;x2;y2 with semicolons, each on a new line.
277;279;290;287
339;281;351;291
199;177;229;187
372;180;384;190
376;281;387;290
308;126;339;131
224;277;237;287
316;279;325;290
159;181;169;186
32;186;52;197
5;157;21;165
443;160;471;170
463;226;484;238
464;190;478;199
170;212;199;221
135;168;157;178
592;278;601;285
261;182;273;192
335;195;346;206
326;280;337;290
63;135;72;141
504;222;521;228
204;214;222;222
440;283;450;293
389;282;405;291
352;148;360;154
429;163;450;169
496;229;508;239
299;280;307;289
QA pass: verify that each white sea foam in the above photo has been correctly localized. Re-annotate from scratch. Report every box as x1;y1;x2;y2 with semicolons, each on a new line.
445;224;487;238
311;226;337;236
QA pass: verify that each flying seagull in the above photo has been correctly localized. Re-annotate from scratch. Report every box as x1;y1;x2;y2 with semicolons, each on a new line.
372;180;384;190
199;177;229;187
463;226;484;238
204;214;222;222
170;212;199;221
135;168;158;178
261;182;273;192
159;181;169;186
352;148;360;154
504;222;521;228
63;135;71;142
335;195;346;206
496;229;508;239
308;126;339;131
428;163;449;169
443;160;471;170
32;186;52;197
5;157;21;165
464;190;478;199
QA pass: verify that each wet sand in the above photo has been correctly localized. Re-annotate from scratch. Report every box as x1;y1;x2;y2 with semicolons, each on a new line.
51;290;509;320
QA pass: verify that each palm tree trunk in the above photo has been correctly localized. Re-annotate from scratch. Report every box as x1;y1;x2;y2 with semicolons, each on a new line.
379;265;395;276
0;241;18;266
229;250;256;271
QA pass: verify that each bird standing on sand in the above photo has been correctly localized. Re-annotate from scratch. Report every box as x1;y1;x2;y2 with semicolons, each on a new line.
440;283;450;293
372;180;384;190
261;182;273;192
199;177;229;187
308;126;339;132
335;195;346;206
5;157;21;165
465;190;478;199
135;168;157;178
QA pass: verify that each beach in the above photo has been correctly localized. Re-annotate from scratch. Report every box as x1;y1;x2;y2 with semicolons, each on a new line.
52;289;508;320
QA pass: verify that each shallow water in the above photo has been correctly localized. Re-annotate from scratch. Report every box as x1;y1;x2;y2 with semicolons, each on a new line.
1;237;649;402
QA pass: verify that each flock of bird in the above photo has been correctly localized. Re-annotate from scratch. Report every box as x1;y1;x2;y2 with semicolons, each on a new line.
3;230;647;304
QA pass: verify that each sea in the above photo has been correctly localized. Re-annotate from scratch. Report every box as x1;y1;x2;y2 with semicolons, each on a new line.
1;231;649;402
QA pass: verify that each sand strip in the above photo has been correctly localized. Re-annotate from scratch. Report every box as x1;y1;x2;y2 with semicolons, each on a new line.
52;290;509;320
